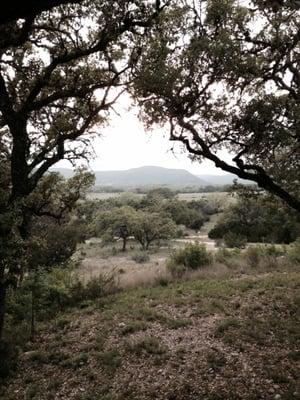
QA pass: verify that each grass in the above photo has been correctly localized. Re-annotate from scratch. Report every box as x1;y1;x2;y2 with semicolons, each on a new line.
94;349;122;374
1;267;299;400
125;336;168;356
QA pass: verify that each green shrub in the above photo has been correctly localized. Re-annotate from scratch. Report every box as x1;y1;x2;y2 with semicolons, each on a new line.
5;267;119;352
263;244;285;257
245;246;262;268
131;251;150;264
214;247;232;263
167;242;212;277
288;238;300;263
84;274;118;300
166;262;187;278
224;232;247;248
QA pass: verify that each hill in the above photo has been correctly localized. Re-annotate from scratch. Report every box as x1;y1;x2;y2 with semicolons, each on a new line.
51;166;252;188
52;166;208;188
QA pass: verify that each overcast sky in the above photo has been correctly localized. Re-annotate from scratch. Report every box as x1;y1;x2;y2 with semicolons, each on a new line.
57;98;228;176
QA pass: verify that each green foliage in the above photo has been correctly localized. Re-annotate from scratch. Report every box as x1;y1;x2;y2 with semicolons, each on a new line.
287;238;300;264
5;267;118;344
132;0;300;210
91;205;177;251
91;206;136;251
167;242;212;277
245;244;285;270
245;246;262;268
209;192;300;244
131;210;177;250
95;350;122;373
162;199;207;230
223;232;247;249
214;247;233;263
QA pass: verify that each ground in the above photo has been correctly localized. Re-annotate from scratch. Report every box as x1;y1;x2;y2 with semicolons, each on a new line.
1;201;299;400
77;213;220;287
1;266;299;400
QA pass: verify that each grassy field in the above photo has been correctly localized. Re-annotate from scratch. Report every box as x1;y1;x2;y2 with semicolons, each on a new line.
1;264;299;400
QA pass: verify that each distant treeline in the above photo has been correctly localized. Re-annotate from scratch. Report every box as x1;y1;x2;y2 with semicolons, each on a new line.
90;185;233;194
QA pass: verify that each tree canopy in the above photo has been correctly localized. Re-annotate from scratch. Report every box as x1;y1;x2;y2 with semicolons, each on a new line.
0;1;165;339
132;0;300;211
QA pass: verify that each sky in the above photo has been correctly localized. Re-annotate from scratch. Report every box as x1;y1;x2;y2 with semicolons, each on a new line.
57;98;229;176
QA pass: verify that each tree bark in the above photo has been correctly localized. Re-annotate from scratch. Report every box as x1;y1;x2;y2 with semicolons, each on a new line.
30;289;35;342
0;283;7;341
122;237;127;252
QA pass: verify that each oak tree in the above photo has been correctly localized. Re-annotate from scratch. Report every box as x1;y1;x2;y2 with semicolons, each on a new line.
0;0;166;339
133;0;300;211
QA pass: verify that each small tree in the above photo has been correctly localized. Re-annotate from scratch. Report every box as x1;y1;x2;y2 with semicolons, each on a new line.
91;206;137;252
132;211;177;250
0;169;94;340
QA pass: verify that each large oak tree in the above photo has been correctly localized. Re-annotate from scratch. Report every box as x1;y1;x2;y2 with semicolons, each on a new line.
0;0;166;339
132;0;300;212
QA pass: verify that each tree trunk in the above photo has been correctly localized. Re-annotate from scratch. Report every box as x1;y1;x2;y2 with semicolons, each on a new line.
0;283;7;341
30;289;35;341
122;237;127;252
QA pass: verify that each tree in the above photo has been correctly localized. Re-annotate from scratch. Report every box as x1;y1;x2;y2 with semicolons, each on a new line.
133;0;300;212
209;187;300;243
0;0;166;340
0;169;94;340
91;206;136;251
162;199;206;230
132;210;177;250
0;1;84;25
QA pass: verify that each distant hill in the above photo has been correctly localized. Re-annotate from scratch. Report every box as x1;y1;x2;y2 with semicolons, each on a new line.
51;166;250;188
51;166;208;188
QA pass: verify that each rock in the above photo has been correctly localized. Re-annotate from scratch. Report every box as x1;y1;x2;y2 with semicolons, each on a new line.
274;395;281;400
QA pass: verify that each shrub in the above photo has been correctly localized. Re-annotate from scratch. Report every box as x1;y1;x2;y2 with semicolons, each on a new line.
131;251;150;264
166;262;187;278
214;247;232;264
167;242;212;277
245;244;284;271
224;232;247;248
288;238;300;263
245;246;262;268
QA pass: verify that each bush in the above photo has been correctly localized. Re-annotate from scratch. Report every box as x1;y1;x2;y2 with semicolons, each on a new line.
84;274;119;299
167;242;212;277
245;246;262;268
288;238;300;263
5;267;119;346
224;232;247;248
132;251;150;264
245;244;284;270
214;247;233;264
